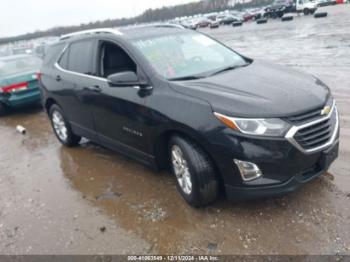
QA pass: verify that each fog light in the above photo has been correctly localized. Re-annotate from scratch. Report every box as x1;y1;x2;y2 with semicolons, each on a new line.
234;159;262;182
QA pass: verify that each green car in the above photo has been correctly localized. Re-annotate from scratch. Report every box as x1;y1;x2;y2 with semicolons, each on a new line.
0;54;42;116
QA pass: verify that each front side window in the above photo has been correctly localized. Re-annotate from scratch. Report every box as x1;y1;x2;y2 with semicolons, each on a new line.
66;40;94;75
98;41;137;78
132;32;247;79
0;56;42;78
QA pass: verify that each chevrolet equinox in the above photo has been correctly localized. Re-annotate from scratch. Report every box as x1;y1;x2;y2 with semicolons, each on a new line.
39;25;339;207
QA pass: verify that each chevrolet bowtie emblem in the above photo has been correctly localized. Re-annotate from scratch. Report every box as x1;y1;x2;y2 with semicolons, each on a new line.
321;106;331;116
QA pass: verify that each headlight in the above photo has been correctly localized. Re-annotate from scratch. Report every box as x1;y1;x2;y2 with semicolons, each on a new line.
214;112;291;137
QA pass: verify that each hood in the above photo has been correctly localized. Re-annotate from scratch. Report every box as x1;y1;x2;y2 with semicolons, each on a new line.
170;60;330;118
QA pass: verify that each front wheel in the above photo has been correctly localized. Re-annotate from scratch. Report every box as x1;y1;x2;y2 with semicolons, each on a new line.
303;8;310;15
49;104;81;147
169;136;218;207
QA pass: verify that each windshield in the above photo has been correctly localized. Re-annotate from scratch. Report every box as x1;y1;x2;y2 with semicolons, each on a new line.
0;56;42;78
132;32;248;80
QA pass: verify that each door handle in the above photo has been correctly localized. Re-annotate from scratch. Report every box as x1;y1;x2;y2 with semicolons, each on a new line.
56;75;61;82
85;85;102;93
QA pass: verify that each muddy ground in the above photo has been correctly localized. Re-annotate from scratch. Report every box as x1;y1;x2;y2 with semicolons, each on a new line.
0;4;349;256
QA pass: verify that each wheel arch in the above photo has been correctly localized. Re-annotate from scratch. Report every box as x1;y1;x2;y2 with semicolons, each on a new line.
44;97;59;113
153;128;224;186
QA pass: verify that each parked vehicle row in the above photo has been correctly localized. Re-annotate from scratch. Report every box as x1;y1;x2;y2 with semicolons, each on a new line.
252;0;346;20
264;0;318;18
175;0;332;31
176;10;247;30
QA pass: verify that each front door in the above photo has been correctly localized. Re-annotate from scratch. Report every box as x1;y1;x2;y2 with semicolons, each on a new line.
88;40;153;163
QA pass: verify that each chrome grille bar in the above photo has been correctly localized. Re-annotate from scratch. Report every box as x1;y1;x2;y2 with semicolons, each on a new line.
285;101;339;154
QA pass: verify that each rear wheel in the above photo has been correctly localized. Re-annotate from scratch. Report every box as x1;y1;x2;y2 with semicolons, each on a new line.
0;102;8;117
304;8;310;15
49;104;81;147
169;135;218;207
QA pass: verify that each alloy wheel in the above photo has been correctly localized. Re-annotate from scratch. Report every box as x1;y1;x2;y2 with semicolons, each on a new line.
52;110;68;142
171;145;192;195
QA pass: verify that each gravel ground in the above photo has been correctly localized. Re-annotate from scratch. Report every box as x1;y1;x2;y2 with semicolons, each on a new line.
0;4;349;256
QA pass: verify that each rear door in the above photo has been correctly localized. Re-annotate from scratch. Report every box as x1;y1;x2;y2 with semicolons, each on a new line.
54;39;98;140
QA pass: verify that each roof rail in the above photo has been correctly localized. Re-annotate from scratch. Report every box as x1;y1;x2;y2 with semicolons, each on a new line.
60;28;122;41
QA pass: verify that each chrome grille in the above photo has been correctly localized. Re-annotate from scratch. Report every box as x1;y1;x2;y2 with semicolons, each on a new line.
294;113;335;150
285;106;324;125
284;98;333;125
285;102;339;154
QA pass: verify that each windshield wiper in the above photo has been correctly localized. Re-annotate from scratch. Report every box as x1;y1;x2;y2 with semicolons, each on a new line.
168;75;206;81
168;63;250;81
209;63;249;77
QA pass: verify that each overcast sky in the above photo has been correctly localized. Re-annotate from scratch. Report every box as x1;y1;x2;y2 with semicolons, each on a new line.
0;0;198;37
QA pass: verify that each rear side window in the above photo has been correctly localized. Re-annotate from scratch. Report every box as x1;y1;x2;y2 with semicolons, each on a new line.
58;47;69;69
66;40;94;75
43;43;65;67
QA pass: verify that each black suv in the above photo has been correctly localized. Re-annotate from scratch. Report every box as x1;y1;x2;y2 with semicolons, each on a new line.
40;25;339;207
265;0;295;18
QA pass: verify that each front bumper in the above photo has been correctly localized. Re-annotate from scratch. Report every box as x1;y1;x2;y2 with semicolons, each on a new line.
206;110;339;200
225;141;339;200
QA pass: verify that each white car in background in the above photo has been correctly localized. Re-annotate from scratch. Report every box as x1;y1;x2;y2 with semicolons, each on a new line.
295;0;318;15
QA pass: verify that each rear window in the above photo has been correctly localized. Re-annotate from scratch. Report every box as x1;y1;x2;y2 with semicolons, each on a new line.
0;56;42;78
66;40;94;75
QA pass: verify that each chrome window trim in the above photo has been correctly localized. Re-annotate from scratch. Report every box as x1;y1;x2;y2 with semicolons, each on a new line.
55;40;108;82
285;101;339;154
54;62;108;82
55;41;152;89
54;63;153;90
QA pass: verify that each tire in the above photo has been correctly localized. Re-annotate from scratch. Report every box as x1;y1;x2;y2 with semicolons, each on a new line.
0;102;8;117
257;18;268;24
314;12;328;18
281;15;294;21
169;135;218;207
303;8;310;15
49;104;81;147
232;21;243;27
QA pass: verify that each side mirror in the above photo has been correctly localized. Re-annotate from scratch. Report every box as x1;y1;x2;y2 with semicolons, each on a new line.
107;71;147;87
